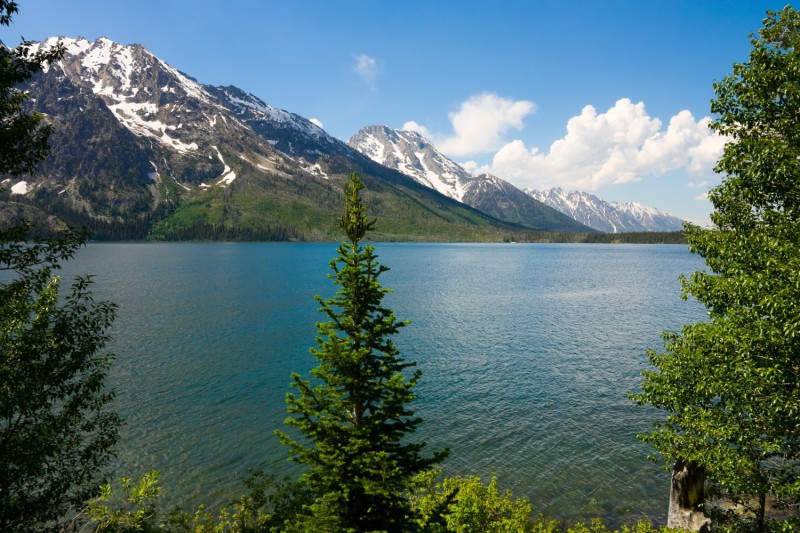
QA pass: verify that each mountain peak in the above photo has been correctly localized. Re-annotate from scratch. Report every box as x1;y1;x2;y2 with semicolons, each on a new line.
349;125;591;232
350;125;473;201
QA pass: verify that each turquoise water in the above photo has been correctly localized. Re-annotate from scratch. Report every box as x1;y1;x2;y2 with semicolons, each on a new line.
59;242;706;525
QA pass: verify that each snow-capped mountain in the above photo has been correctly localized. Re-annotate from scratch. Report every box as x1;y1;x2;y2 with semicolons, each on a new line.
610;201;685;232
348;125;682;233
4;36;533;240
205;84;348;173
350;126;470;201
527;188;684;233
13;36;312;218
349;126;591;232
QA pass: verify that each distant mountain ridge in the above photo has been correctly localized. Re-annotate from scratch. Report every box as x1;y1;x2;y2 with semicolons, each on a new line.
1;36;556;240
349;125;683;234
526;188;685;233
349;125;592;232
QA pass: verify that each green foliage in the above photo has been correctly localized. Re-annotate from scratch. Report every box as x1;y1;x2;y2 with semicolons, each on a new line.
410;469;684;533
580;232;686;245
78;470;687;533
557;519;683;533
0;1;17;25
0;7;119;528
0;0;64;176
0;224;120;530
78;470;311;532
709;510;800;533
85;470;162;532
411;469;536;532
632;7;800;530
276;173;447;532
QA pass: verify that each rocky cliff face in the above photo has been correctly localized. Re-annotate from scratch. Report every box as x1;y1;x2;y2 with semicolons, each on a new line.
349;126;469;201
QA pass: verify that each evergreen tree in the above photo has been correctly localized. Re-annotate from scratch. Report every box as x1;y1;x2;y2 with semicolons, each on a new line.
277;173;446;532
633;7;800;531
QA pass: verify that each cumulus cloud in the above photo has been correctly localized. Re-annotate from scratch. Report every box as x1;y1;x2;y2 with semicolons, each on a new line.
404;93;535;157
402;120;432;140
309;117;324;129
353;54;379;89
437;93;535;157
487;98;726;191
687;129;727;175
460;160;479;173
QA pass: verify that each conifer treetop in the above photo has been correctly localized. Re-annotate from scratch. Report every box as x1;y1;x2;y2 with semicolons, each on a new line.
339;173;376;245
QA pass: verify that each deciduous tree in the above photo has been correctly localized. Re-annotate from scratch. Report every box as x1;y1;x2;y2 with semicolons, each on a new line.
0;225;120;530
633;7;800;532
0;3;120;530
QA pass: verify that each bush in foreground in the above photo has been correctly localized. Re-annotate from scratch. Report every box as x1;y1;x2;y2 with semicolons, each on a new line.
77;469;694;533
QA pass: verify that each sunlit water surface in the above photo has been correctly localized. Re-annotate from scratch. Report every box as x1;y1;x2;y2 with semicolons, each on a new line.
57;242;706;526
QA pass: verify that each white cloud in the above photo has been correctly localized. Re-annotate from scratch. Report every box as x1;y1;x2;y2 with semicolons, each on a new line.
487;98;726;192
694;192;709;201
687;128;727;175
353;54;379;89
438;93;535;157
687;180;709;188
405;93;535;158
402;120;432;140
460;160;479;173
309;117;324;129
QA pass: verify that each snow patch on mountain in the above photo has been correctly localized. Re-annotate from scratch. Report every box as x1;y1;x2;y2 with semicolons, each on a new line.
10;181;29;195
302;162;328;178
212;146;236;186
610;201;683;232
30;37;240;159
219;88;325;140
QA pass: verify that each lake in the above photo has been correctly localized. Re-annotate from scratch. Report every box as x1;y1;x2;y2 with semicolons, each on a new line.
58;242;706;526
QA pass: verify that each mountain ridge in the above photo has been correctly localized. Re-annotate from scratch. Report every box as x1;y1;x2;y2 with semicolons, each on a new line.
2;36;549;241
348;125;683;234
3;36;682;239
527;188;685;233
349;125;593;233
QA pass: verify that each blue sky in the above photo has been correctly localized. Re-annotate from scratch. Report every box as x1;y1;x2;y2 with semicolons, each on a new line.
7;1;779;224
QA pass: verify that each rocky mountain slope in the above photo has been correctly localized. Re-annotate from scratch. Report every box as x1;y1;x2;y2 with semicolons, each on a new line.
526;189;685;233
348;126;592;232
1;36;552;240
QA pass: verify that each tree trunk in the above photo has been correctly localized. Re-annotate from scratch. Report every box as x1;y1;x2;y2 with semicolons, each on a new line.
667;459;711;532
756;492;766;533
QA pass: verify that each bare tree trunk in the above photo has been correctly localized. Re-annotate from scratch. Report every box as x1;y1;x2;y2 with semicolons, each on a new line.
667;459;711;532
